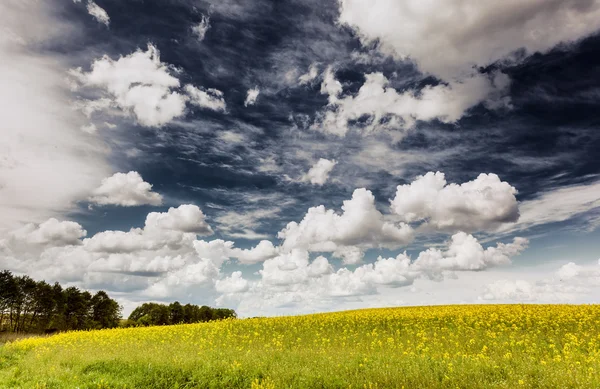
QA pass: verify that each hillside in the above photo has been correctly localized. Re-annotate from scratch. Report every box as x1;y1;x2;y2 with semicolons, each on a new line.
1;304;599;388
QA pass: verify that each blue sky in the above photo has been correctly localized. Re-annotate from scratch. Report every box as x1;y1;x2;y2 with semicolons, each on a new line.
1;0;600;316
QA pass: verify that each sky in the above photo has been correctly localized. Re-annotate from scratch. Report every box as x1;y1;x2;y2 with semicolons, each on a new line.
1;0;600;317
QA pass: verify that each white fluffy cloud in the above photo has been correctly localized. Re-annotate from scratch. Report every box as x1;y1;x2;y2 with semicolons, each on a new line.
89;171;163;207
86;1;110;26
391;172;519;232
302;158;337;185
222;231;527;315
193;239;278;265
480;280;536;302
216;271;249;294
338;0;600;81
146;204;213;235
480;260;600;302
244;87;260;107
316;71;509;136
192;15;210;41
333;1;600;135
70;45;226;127
413;232;529;274
7;219;87;247
1;204;218;290
279;188;414;256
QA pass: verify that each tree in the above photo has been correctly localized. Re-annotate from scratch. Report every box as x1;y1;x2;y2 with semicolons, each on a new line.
64;287;91;330
169;301;184;324
51;282;66;331
31;281;56;332
129;302;237;326
199;305;213;322
0;271;17;331
0;269;124;334
91;291;121;329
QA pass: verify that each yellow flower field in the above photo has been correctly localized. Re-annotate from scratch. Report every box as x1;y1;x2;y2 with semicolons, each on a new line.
1;304;599;388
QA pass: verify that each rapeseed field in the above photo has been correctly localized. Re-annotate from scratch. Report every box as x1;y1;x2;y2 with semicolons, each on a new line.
1;304;599;388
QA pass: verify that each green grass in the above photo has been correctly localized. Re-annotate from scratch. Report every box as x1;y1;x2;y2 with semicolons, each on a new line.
1;304;599;388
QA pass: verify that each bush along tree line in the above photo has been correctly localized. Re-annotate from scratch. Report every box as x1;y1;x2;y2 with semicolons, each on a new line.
0;270;121;333
125;302;236;327
1;270;237;334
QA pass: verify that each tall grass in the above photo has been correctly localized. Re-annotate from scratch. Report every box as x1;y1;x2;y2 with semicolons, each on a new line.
1;304;599;388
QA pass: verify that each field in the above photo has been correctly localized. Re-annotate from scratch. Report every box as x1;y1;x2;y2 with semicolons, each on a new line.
1;305;599;388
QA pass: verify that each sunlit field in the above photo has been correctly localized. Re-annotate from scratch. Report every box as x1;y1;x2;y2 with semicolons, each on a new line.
1;305;599;388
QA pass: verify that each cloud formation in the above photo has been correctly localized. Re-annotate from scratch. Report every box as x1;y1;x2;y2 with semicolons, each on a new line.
244;87;260;107
89;171;163;207
302;158;337;186
220;231;527;315
0;0;110;231
298;63;319;85
184;84;226;112
503;180;600;233
391;172;519;232
279;188;414;263
70;45;226;127
86;1;110;26
480;260;600;302
338;0;600;80
315;71;509;136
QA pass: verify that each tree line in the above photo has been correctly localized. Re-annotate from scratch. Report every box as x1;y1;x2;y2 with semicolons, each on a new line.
125;302;236;326
0;270;121;333
0;270;236;334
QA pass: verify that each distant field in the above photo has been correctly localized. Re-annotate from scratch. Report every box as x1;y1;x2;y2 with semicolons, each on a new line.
1;305;599;388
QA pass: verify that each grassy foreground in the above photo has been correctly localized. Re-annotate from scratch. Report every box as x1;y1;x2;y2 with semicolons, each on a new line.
1;305;599;388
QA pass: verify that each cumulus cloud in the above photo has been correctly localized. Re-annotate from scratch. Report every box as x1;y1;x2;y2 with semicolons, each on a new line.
315;71;509;136
337;0;600;80
413;232;529;274
231;240;279;264
0;0;110;231
279;188;414;256
301;158;337;185
333;1;600;134
70;44;186;126
222;231;527;315
556;261;600;281
89;171;163;207
391;172;519;232
192;15;210;41
244;87;260;107
146;204;213;235
7;219;87;247
480;261;600;302
193;239;278;265
480;280;536;301
86;1;110;26
1;204;219;291
216;271;249;294
70;45;226;127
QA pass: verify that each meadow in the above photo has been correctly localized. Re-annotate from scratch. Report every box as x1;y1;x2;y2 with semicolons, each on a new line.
1;304;599;388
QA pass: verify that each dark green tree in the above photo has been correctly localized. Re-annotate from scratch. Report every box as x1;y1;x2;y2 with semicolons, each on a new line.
169;301;184;324
91;291;121;329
